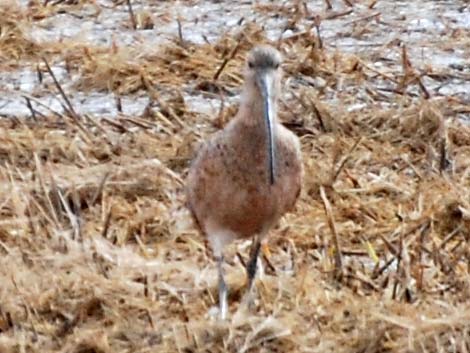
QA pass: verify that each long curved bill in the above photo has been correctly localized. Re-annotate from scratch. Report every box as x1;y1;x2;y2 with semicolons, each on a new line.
257;72;276;185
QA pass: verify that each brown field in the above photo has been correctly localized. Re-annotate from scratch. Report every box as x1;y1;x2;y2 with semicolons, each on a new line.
1;0;470;352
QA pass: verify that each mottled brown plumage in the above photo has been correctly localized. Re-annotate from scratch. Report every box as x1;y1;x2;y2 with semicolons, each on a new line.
186;45;302;319
188;116;301;240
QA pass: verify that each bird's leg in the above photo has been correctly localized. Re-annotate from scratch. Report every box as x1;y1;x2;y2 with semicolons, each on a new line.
246;235;262;292
242;235;262;311
216;255;228;320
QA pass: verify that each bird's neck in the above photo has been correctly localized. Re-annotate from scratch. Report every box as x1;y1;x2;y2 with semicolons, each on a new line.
238;90;278;129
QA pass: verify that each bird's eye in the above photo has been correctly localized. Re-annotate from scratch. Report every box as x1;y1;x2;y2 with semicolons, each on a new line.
274;63;280;69
248;61;254;69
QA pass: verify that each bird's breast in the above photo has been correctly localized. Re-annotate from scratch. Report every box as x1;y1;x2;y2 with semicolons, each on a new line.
187;121;302;239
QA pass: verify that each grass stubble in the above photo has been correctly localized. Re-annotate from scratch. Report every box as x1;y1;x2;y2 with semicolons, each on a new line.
0;0;470;352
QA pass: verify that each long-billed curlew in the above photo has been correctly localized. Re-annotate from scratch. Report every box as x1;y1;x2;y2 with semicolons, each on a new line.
186;45;302;319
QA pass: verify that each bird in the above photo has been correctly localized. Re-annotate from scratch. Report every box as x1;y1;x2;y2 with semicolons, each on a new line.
186;45;302;320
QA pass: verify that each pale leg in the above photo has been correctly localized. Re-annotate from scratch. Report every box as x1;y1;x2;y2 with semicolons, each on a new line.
206;224;235;320
216;255;228;320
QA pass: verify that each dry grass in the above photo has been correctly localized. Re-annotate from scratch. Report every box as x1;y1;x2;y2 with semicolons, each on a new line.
0;1;40;65
1;1;470;352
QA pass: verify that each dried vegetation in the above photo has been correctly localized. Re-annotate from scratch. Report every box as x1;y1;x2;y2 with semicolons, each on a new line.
1;0;470;352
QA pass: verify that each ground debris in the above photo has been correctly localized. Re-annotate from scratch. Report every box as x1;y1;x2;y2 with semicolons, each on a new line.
0;0;470;352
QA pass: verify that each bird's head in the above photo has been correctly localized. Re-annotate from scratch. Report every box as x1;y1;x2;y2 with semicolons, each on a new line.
243;45;282;185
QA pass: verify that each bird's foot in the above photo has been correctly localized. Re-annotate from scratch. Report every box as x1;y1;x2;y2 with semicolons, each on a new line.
241;282;258;313
207;303;229;322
